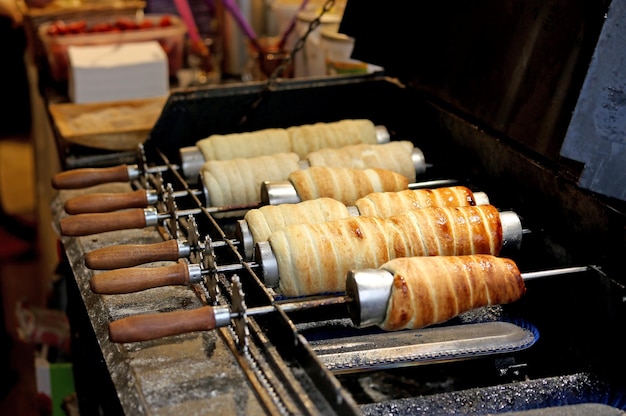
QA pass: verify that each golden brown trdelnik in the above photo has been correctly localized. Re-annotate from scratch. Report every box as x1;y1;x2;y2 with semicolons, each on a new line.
288;166;409;206
354;186;478;218
269;204;503;297
244;186;483;246
380;255;526;331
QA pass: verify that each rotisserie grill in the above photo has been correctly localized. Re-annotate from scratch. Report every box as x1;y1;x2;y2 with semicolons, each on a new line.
52;1;626;415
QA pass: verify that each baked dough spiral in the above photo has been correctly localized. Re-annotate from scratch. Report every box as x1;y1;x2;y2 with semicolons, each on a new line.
244;198;352;246
197;119;378;161
354;186;477;218
244;186;481;246
202;152;301;217
288;166;409;206
380;255;525;331
306;141;416;182
269;205;503;297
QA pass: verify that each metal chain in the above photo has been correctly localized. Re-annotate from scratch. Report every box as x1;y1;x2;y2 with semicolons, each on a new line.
240;0;336;125
266;0;336;87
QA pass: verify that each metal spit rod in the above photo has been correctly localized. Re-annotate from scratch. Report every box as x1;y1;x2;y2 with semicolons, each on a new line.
178;124;394;179
58;194;258;237
238;183;491;260
107;264;590;344
260;178;462;206
63;174;460;216
57;176;470;237
63;186;205;215
51;163;177;189
519;266;590;280
52;124;393;190
86;206;524;282
89;256;257;293
84;237;232;271
83;214;232;270
52;144;177;190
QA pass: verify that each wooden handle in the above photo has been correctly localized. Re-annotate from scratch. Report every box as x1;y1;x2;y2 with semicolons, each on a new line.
59;209;148;236
64;190;151;214
52;165;131;189
109;306;217;343
90;262;191;294
85;239;182;269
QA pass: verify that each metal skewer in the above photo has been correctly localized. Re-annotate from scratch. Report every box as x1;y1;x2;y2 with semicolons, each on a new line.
52;144;178;190
518;266;590;281
63;148;441;215
59;183;259;237
260;178;464;205
237;184;492;260
84;215;232;270
107;262;591;347
178;124;394;179
63;187;204;214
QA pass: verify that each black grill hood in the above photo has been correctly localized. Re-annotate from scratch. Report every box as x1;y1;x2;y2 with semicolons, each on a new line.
340;0;625;202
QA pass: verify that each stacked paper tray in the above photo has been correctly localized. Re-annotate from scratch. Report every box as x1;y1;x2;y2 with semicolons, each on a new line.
48;96;166;150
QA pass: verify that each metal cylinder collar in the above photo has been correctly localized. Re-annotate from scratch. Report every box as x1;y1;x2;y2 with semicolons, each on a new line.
500;211;523;252
473;191;490;206
375;126;391;144
345;268;394;328
412;147;427;175
180;146;206;180
144;207;158;226
177;240;191;257
126;164;141;181
213;306;232;328
260;181;301;206
255;241;279;289
236;219;255;261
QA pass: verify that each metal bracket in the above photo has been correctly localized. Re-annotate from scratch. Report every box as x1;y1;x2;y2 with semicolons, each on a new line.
136;143;150;190
182;214;203;265
230;275;249;351
201;235;219;304
165;184;180;237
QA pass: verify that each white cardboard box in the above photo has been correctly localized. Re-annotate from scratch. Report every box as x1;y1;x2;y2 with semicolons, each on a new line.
68;41;169;104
